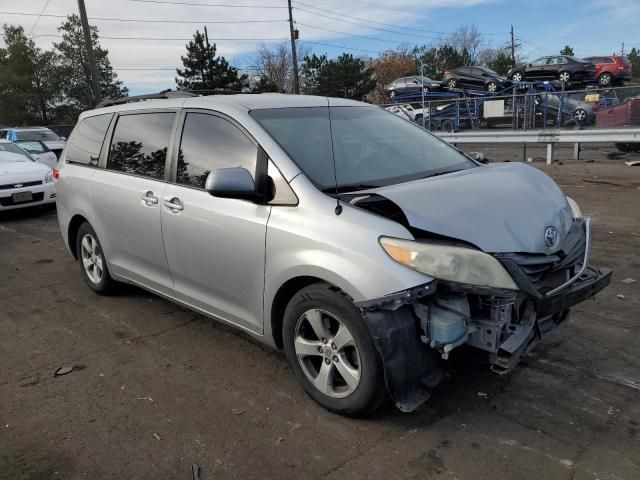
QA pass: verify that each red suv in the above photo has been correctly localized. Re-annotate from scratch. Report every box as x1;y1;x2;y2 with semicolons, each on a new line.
583;55;632;86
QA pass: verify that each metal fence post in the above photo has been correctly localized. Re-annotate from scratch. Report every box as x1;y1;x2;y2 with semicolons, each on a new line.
573;143;581;161
546;143;554;165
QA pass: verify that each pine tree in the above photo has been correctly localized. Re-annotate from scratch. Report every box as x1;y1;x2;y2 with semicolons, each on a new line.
54;15;127;114
301;54;375;100
175;30;247;91
560;45;575;56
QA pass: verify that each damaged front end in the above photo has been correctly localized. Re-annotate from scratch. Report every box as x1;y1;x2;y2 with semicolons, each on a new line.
356;218;611;413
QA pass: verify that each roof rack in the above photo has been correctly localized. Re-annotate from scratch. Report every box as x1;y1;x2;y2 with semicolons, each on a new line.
96;89;197;108
95;88;249;108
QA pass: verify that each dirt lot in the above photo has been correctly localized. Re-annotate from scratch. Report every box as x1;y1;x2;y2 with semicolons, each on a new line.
1;149;639;480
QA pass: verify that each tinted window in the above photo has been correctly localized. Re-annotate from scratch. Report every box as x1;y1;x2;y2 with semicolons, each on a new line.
108;113;175;180
176;113;257;189
66;114;112;165
15;129;61;141
531;57;546;65
251;107;475;190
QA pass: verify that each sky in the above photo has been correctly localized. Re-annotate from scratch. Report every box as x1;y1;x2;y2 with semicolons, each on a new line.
1;0;639;95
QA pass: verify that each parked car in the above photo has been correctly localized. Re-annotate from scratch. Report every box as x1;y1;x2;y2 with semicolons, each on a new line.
596;96;640;152
443;66;510;92
534;92;598;126
14;140;58;169
0;127;66;159
384;104;429;123
582;55;632;87
384;76;444;99
56;92;611;416
508;56;596;84
0;140;55;210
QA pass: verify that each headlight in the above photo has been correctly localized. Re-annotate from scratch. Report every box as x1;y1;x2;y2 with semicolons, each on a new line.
44;171;53;183
566;196;582;218
380;237;518;290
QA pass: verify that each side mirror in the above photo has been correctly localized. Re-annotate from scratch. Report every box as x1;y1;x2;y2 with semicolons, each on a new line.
205;167;257;200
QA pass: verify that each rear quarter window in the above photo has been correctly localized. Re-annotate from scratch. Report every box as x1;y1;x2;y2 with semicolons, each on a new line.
65;113;114;166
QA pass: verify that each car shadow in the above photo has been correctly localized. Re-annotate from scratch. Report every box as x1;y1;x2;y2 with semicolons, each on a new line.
0;204;56;223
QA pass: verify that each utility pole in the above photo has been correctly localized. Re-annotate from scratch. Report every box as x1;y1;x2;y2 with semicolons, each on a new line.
287;0;300;94
621;42;625;55
510;25;515;65
77;0;101;103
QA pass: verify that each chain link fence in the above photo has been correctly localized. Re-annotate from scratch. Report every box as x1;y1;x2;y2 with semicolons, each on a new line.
382;84;640;136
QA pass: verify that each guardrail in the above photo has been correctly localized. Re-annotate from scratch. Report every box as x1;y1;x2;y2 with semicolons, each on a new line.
436;128;640;164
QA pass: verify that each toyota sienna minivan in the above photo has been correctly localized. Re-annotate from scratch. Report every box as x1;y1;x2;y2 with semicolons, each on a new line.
55;92;611;416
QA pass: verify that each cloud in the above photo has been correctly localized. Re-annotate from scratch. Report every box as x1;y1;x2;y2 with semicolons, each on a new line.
2;0;494;92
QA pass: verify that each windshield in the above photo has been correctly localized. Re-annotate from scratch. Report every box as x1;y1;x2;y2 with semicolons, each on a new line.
251;106;476;190
0;142;33;161
16;140;47;154
15;130;62;141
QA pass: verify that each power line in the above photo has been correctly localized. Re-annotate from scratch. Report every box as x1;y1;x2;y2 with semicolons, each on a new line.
297;22;432;43
126;0;286;7
29;0;51;35
293;6;456;41
299;40;380;55
293;1;504;36
32;34;289;41
0;11;287;24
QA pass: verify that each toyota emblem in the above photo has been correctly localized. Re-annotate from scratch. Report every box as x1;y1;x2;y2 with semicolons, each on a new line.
544;226;559;248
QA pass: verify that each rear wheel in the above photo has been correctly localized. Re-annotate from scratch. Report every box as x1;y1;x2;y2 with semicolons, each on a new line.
598;72;613;87
511;71;523;82
76;222;117;294
486;81;498;92
446;78;458;89
282;283;386;416
389;90;396;99
559;71;571;83
573;108;588;124
441;119;455;132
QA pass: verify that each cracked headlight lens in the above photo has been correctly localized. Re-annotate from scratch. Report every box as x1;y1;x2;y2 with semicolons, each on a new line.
566;196;582;219
380;237;518;290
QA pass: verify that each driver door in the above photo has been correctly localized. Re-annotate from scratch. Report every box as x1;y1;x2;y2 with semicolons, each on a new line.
160;110;270;334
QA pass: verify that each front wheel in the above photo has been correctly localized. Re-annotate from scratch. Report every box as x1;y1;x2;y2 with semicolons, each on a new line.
573;108;588;124
282;283;387;416
447;78;458;89
559;71;571;83
511;72;523;82
76;222;117;294
486;81;498;92
388;90;396;99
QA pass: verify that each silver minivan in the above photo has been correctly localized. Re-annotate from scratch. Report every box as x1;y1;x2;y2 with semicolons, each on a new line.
55;92;611;416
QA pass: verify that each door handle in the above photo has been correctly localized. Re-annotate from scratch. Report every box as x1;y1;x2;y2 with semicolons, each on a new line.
163;197;184;212
141;190;159;205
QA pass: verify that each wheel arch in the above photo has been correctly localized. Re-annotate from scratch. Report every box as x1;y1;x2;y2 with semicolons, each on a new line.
269;275;353;349
67;214;89;259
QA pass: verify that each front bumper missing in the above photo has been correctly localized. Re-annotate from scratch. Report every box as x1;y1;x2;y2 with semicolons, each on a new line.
356;267;611;412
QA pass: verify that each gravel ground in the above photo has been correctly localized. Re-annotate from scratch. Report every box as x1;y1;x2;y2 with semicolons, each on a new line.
1;149;639;480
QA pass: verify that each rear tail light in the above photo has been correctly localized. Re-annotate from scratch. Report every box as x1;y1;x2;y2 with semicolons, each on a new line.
444;70;451;75
52;168;60;180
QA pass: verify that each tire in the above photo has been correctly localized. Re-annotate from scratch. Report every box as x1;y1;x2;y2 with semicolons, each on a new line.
486;81;498;93
446;78;458;89
511;72;523;82
422;86;429;94
573;108;588;124
441;119;455;132
282;283;387;416
76;222;117;294
598;72;613;87
559;71;571;83
429;120;439;131
389;90;396;99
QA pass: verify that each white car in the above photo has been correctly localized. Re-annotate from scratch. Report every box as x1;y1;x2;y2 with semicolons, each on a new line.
13;140;58;169
0;141;56;210
1;127;66;159
384;104;429;122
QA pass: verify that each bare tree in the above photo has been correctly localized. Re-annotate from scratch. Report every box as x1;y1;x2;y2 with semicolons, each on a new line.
249;42;310;93
446;25;484;64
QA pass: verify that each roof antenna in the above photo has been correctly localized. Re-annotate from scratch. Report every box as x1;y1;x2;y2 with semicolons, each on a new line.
327;98;342;215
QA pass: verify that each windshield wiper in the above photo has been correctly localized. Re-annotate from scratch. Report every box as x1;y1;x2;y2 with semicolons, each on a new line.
321;184;380;194
420;169;465;180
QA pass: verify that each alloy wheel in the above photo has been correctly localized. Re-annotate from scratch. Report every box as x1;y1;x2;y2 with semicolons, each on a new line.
294;309;361;398
599;73;612;86
574;109;587;122
487;82;497;92
559;72;571;83
389;90;396;99
447;79;457;89
512;72;522;82
80;233;104;284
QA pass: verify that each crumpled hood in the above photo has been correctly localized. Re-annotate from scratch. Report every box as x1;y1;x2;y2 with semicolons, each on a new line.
365;162;573;254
